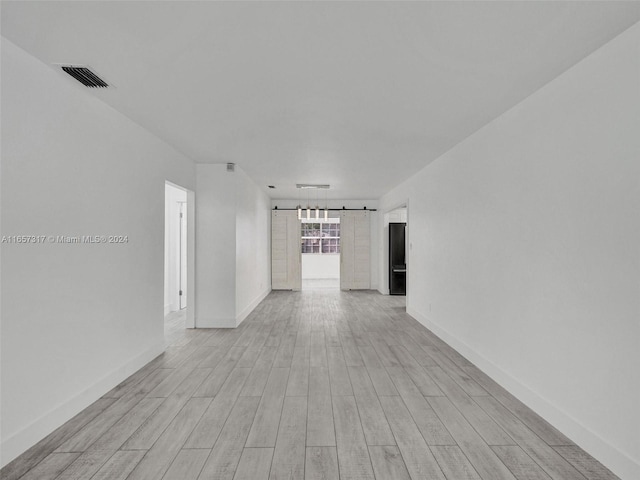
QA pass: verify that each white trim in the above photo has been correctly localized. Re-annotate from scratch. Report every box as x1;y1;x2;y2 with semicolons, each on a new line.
0;342;164;468
195;317;237;329
406;307;640;480
186;189;196;328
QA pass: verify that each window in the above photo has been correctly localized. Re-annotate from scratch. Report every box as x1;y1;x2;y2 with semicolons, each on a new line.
301;220;340;254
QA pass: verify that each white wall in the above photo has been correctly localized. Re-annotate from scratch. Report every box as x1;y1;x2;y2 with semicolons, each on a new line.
302;255;340;279
0;38;196;466
196;165;270;328
235;168;271;324
380;24;640;480
195;164;237;327
271;199;379;289
164;184;187;315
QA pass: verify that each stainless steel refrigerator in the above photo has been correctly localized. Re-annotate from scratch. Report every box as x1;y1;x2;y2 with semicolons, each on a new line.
389;222;406;295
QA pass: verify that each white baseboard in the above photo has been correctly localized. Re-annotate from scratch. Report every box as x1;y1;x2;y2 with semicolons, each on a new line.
0;341;164;468
236;288;271;327
407;307;640;480
195;316;237;328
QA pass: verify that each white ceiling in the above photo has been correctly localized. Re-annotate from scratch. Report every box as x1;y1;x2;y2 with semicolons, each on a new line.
3;1;639;200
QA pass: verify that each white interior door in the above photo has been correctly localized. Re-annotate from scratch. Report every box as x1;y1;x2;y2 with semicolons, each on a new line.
271;210;302;290
340;210;370;290
179;202;187;309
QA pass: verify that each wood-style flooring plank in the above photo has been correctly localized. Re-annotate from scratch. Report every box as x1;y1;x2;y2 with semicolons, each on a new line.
233;447;274;480
16;453;80;480
379;395;447;480
347;366;395;446
272;335;296;367
339;335;365;367
307;367;336;447
126;397;211;480
492;446;553;480
147;367;195;397
0;398;114;480
427;365;514;446
184;367;251;448
386;366;455;445
241;346;279;396
310;331;328;368
56;398;164;479
474;396;586;480
122;368;211;450
269;396;307;480
193;346;245;397
427;396;516;480
431;445;483;480
403;365;444;396
463;367;573;447
326;346;354;396
245;367;290;447
285;365;309;397
162;448;209;480
332;395;375;480
552;445;619;480
198;396;260;480
427;348;488;396
305;446;339;480
368;445;412;480
370;338;402;367
91;450;146;480
55;368;172;453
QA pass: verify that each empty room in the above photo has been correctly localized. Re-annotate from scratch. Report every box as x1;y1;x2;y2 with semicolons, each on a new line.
1;1;639;479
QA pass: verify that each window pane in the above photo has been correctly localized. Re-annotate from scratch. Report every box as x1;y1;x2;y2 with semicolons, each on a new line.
321;238;340;253
321;223;340;237
302;238;321;253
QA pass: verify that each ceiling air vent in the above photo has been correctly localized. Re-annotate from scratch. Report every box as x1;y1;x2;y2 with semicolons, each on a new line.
227;163;235;172
60;65;109;88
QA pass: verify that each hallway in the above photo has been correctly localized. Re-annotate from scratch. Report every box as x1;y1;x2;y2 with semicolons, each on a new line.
2;291;617;480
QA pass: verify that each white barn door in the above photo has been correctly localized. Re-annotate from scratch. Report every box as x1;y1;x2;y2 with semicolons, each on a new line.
340;210;370;290
271;210;301;290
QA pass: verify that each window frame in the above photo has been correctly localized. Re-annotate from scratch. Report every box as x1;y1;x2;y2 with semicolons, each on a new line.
301;219;340;255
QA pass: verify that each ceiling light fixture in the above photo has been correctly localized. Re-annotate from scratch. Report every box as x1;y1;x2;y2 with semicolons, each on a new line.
296;184;330;222
324;189;329;221
297;184;330;189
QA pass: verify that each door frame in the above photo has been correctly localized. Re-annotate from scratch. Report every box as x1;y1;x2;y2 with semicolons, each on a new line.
165;181;196;328
178;201;187;310
382;201;409;296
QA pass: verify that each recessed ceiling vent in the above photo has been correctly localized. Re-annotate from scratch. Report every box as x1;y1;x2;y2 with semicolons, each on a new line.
60;65;109;88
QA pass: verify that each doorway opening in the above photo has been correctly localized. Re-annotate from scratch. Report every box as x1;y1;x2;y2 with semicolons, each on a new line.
164;182;192;341
384;206;407;296
301;216;340;290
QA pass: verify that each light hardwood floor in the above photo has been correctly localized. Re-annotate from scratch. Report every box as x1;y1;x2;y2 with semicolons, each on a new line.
1;290;619;480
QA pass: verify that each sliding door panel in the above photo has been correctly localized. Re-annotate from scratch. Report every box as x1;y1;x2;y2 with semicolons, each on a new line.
340;211;370;290
272;210;301;290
